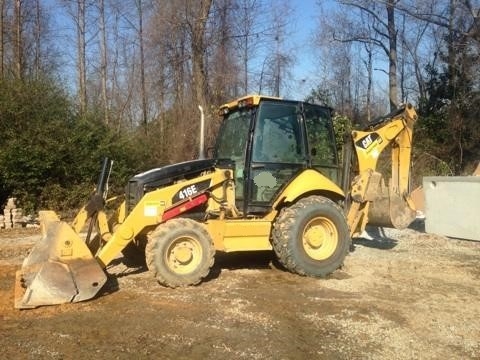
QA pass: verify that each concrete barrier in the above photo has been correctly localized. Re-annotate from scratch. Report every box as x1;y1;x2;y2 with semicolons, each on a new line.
424;176;480;241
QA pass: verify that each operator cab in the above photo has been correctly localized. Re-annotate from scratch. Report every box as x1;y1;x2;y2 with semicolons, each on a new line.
215;95;340;215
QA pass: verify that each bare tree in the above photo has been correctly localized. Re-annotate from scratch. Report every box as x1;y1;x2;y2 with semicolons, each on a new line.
363;42;374;122
314;11;358;118
386;0;399;110
0;0;4;79
105;0;138;131
188;0;212;111
209;0;240;102
236;0;256;93
98;0;108;124
330;0;400;110
135;0;148;133
395;0;479;43
259;1;294;97
33;0;42;78
233;0;273;94
398;13;431;102
150;4;183;107
387;0;479;102
14;0;23;79
0;0;56;79
76;0;87;115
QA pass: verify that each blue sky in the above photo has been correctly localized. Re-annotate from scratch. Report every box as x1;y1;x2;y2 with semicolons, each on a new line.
287;0;322;99
281;0;341;99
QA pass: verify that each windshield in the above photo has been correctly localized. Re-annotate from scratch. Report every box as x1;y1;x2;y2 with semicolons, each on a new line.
252;102;304;163
215;108;252;161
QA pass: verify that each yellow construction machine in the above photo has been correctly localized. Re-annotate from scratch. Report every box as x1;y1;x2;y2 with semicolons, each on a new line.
14;95;418;309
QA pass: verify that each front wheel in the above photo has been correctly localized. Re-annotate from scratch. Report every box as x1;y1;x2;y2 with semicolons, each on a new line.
145;218;215;288
272;196;350;277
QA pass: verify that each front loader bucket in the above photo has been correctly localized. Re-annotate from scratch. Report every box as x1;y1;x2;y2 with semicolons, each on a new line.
14;212;107;309
367;178;416;229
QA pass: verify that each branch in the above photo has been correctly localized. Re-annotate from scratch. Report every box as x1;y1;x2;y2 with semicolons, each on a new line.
338;0;389;29
389;1;479;41
333;29;389;55
374;67;388;75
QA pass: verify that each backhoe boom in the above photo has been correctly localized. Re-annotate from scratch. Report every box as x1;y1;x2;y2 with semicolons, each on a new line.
347;103;417;236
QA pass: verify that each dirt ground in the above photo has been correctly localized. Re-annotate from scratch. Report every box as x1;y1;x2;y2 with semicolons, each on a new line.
0;221;479;360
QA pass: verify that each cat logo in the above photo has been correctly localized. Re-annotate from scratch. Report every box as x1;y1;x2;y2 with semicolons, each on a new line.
362;134;373;148
355;133;381;150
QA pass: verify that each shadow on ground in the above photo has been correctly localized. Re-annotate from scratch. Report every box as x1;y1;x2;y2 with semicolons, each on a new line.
109;250;281;285
108;219;428;284
353;218;426;251
353;226;398;250
409;218;426;232
206;250;280;282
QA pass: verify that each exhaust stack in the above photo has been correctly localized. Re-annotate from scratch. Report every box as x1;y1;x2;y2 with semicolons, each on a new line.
198;105;205;159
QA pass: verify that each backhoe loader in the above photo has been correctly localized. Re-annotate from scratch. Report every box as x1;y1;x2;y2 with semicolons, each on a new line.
14;95;417;309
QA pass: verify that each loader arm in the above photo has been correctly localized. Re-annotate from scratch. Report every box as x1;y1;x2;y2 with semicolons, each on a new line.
94;167;233;268
347;103;417;237
14;160;232;309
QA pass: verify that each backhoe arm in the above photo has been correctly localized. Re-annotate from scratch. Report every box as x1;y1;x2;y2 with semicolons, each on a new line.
347;103;418;237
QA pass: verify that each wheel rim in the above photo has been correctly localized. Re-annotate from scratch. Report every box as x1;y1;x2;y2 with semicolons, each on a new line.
302;216;338;260
165;236;202;275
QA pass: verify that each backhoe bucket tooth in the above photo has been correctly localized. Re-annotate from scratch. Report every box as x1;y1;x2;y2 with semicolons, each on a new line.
14;213;107;309
368;179;416;230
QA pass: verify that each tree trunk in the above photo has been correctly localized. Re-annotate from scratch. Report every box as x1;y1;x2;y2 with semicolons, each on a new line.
447;0;462;173
14;0;23;79
273;38;280;97
239;0;252;94
77;0;87;115
34;0;41;78
99;0;108;124
191;0;212;112
386;0;398;111
365;43;373;122
447;0;456;91
0;0;4;79
137;0;147;134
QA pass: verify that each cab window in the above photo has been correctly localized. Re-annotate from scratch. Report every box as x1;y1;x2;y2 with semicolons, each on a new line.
252;103;304;163
249;101;305;206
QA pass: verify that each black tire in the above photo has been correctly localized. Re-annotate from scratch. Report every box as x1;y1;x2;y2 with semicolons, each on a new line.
272;195;350;277
145;218;215;288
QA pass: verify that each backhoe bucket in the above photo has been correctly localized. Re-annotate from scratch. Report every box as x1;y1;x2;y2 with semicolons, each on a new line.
14;211;107;309
368;178;416;229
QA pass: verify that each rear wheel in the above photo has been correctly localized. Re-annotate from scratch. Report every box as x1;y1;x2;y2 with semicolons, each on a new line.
272;195;350;277
145;218;215;287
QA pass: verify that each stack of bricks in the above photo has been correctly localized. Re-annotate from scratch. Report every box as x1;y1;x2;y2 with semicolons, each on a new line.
1;198;24;229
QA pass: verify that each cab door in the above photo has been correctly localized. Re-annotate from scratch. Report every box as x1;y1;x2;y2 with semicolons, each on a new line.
214;107;253;208
247;100;307;213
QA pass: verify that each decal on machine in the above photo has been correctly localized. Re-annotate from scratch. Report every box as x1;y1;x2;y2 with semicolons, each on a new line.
172;179;210;203
144;201;165;217
355;133;381;151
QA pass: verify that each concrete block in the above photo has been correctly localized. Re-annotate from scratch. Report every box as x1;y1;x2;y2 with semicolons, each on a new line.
424;176;480;241
5;198;16;210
